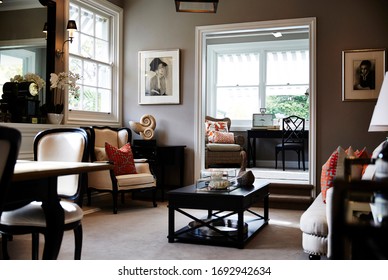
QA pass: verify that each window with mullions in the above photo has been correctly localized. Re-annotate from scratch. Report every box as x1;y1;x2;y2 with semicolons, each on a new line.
266;50;309;120
208;40;309;128
68;0;122;124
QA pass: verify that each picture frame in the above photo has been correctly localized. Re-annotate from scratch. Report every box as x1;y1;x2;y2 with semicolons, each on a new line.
342;48;386;101
138;49;180;104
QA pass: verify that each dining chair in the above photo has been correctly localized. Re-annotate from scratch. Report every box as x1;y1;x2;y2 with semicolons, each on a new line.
275;115;306;171
0;128;88;260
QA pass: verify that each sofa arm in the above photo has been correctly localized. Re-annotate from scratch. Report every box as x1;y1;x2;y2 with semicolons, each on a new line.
325;187;334;258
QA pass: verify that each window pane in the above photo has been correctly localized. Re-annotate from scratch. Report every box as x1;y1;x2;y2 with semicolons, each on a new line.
266;50;309;85
216;87;259;120
96;15;109;40
217;53;259;86
80;34;94;58
80;8;94;36
98;65;111;88
96;39;109;63
99;88;111;113
83;61;97;86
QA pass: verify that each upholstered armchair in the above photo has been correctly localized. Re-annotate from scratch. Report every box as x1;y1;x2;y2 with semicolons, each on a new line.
205;116;247;169
85;126;157;214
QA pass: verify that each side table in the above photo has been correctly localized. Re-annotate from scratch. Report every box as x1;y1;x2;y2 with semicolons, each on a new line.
132;140;185;200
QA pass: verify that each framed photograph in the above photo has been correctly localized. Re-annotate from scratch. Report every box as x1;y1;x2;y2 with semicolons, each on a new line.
138;49;180;104
342;48;386;101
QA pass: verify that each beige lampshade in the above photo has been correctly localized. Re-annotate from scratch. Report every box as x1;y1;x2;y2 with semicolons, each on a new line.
369;71;388;132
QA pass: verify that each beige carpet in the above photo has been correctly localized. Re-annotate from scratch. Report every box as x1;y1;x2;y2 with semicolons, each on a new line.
2;196;308;260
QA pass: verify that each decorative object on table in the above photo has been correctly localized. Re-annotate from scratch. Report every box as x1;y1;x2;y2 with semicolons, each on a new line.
237;170;255;186
138;49;180;104
41;71;80;124
197;169;238;191
0;73;45;123
342;48;385;101
129;114;156;140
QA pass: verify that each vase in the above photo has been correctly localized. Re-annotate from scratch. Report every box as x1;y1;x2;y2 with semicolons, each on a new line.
47;113;64;124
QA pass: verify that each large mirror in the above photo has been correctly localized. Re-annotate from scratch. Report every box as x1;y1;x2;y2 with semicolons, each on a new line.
0;0;56;119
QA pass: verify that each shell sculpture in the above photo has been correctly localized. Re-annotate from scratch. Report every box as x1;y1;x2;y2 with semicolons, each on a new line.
129;114;156;140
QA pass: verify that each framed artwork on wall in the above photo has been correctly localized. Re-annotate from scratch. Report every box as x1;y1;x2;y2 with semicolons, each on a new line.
138;49;180;105
342;48;386;101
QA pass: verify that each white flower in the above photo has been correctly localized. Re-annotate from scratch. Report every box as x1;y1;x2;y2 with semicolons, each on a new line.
50;71;80;91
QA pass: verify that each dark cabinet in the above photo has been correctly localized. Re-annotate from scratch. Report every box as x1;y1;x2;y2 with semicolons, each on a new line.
132;140;185;200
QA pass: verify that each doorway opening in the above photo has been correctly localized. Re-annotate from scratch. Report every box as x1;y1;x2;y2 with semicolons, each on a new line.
194;18;316;192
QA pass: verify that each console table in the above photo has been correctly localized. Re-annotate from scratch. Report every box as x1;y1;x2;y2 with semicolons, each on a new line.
247;129;309;167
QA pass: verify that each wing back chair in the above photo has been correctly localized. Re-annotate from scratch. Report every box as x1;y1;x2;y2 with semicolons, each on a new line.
85;126;157;214
205;116;247;169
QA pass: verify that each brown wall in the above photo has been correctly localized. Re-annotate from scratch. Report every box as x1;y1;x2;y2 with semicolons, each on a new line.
123;0;388;189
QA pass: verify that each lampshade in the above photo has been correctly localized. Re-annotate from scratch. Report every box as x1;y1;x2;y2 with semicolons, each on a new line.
66;20;77;38
175;0;218;13
369;71;388;132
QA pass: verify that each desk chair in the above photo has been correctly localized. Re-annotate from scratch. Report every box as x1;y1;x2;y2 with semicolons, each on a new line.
275;115;306;171
1;128;88;259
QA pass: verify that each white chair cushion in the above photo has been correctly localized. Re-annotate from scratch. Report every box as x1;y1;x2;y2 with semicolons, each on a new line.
206;143;241;152
116;173;155;188
0;201;83;227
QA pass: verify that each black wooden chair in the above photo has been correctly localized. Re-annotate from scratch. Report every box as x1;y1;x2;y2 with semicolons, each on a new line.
275;115;306;171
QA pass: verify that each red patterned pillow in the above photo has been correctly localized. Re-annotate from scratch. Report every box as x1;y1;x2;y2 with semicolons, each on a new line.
213;131;235;144
105;142;137;175
320;146;347;203
205;120;228;143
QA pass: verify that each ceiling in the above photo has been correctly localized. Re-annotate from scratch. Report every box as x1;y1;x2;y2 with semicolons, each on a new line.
0;0;43;11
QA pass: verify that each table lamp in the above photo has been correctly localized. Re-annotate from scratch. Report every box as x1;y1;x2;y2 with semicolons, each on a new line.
369;71;388;181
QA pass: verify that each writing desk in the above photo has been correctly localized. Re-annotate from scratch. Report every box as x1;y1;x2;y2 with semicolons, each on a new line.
9;161;113;260
247;129;309;167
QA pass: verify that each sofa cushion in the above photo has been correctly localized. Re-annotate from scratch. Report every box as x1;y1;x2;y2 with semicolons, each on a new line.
320;146;347;202
205;120;229;143
105;142;137;175
213;131;235;144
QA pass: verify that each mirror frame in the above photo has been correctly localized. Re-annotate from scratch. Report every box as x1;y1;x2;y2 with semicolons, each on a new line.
39;0;56;105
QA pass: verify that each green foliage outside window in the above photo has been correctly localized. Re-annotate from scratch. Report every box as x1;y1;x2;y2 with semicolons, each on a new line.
266;95;309;119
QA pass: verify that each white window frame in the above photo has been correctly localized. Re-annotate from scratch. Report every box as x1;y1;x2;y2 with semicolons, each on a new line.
65;0;123;126
207;39;309;129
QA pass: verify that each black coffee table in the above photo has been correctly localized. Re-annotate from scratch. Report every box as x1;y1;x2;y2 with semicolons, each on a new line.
167;180;269;248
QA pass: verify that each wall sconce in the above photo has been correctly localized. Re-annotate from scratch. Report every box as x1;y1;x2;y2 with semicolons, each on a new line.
175;0;218;13
43;22;48;40
56;20;78;59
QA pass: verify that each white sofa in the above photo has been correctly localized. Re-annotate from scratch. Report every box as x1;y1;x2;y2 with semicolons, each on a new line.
300;141;385;260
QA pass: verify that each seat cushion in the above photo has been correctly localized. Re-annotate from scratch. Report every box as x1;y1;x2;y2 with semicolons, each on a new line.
206;143;241;152
0;201;83;227
116;173;155;189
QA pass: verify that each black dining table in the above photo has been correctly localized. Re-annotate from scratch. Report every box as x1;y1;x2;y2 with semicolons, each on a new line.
8;160;113;260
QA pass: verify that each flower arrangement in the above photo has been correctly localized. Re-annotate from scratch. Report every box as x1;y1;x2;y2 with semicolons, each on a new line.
10;73;45;96
46;71;81;114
